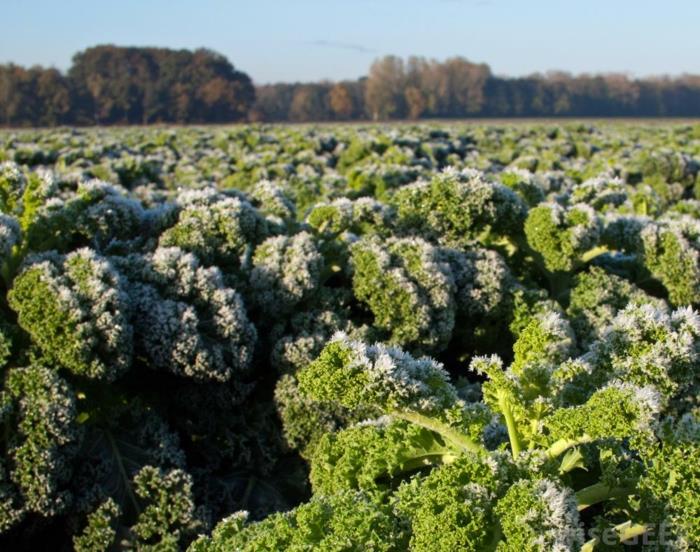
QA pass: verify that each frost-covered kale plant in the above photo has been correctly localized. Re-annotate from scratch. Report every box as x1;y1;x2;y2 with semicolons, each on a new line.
0;122;699;551
195;321;700;550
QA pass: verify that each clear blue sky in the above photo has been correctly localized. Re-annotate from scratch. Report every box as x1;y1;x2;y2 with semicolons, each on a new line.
1;0;698;84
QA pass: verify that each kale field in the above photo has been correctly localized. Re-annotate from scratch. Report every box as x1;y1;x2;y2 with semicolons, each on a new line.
0;122;699;551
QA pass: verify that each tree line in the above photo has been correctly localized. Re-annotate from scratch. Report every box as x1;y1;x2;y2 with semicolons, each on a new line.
2;46;700;126
255;56;700;121
0;45;255;126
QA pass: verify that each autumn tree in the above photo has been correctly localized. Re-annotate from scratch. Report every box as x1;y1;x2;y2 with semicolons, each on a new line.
289;84;331;122
67;45;254;124
329;82;355;119
0;64;73;126
364;56;407;120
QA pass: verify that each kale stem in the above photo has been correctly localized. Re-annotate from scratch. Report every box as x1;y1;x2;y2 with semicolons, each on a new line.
575;482;631;511
394;410;486;456
498;395;523;458
580;245;610;264
546;436;593;459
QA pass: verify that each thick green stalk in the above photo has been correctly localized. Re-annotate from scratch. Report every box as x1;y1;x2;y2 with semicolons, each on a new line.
498;395;523;458
546;435;593;459
394;411;486;456
580;245;610;264
575;482;631;511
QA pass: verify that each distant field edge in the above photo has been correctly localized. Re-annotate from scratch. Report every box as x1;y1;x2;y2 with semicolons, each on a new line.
2;117;700;131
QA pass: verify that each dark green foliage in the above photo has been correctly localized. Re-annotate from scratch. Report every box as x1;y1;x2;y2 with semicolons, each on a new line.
189;491;408;551
542;384;660;444
393;169;527;246
159;190;269;271
274;374;368;457
0;365;79;528
297;335;460;417
494;479;582;551
129;466;201;548
0;124;699;551
116;247;257;383
73;498;120;552
636;416;700;547
639;217;700;306
309;419;455;498
249;231;323;315
8;249;133;381
393;456;503;551
524;202;602;272
70;181;146;249
500;169;546;207
307;197;394;238
350;236;455;352
567;267;661;346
